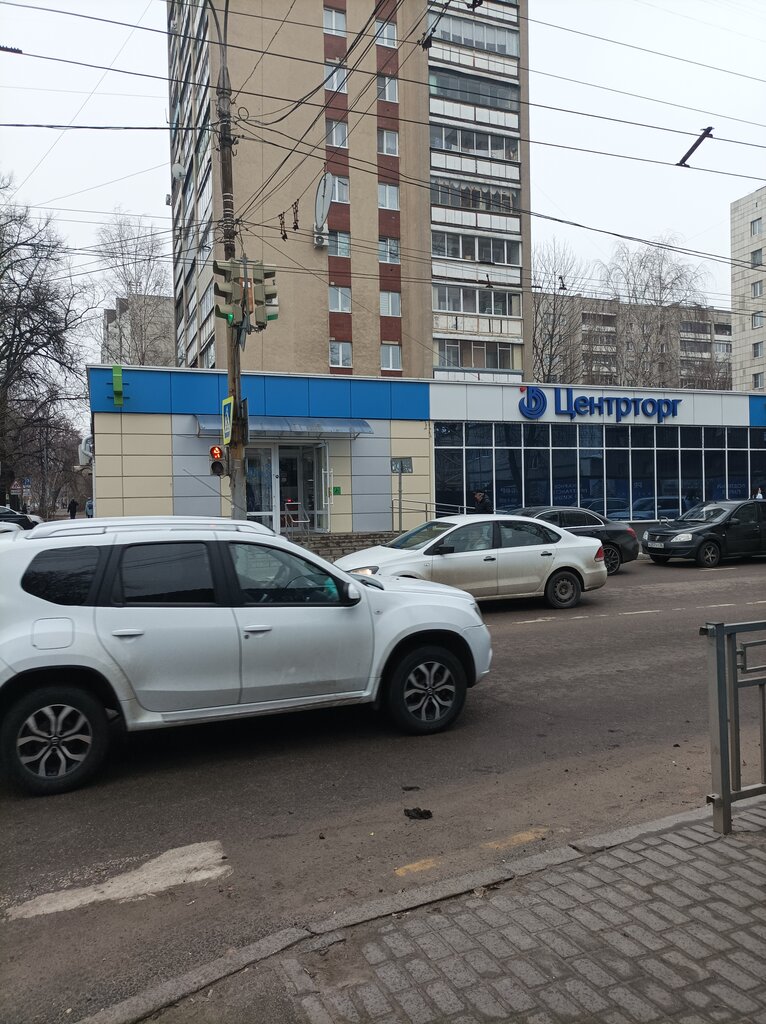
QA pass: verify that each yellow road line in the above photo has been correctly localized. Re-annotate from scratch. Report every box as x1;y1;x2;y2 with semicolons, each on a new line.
482;827;548;851
394;857;440;877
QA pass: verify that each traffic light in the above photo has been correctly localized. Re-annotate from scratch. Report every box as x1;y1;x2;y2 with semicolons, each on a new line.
213;259;244;326
209;444;226;477
252;261;278;330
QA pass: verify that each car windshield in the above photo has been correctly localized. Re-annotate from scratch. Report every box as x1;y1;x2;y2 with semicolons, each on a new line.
677;504;728;523
386;521;455;549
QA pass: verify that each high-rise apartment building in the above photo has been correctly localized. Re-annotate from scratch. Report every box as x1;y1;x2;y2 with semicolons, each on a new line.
731;185;766;392
166;1;529;380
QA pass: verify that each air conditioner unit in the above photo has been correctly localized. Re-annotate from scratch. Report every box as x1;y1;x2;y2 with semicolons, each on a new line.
313;228;328;249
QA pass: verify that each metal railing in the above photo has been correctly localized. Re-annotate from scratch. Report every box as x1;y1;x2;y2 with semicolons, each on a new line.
391;498;473;531
700;619;766;833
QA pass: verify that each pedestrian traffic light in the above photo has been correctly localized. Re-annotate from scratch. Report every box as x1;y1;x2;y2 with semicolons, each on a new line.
251;261;278;330
209;444;226;477
213;259;244;326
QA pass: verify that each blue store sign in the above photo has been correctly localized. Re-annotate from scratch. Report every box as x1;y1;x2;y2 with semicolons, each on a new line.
519;386;682;424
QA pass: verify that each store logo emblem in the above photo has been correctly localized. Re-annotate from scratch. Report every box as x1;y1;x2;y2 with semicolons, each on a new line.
519;386;547;420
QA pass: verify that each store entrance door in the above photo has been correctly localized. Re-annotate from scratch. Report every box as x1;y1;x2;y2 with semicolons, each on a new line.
246;444;328;533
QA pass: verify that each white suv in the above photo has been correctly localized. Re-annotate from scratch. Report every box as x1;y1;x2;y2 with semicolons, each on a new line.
0;517;491;795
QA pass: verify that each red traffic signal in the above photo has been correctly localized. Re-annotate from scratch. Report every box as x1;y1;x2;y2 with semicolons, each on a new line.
209;445;225;477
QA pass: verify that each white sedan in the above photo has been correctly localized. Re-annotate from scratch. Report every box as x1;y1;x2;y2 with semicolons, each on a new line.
335;514;607;609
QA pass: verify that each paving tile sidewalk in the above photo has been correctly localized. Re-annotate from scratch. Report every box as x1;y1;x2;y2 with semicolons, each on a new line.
83;802;766;1024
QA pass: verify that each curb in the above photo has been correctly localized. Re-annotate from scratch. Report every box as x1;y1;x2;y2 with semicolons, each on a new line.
75;796;766;1024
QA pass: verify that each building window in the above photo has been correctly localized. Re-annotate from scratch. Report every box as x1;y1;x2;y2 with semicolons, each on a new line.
377;128;399;156
429;68;519;112
329;340;352;367
324;63;347;93
323;8;345;35
714;342;732;354
378;237;400;264
380;291;401;317
378;182;400;210
331;175;349;203
329;286;351;312
431;178;518;214
432;231;520;266
752;217;763;236
752;249;763;267
326;119;348;148
436;338;515;370
428;13;519;57
430;125;519;162
432;284;521;317
754;372;765;389
375;19;396;47
377;74;398;102
754;312;765;329
328;230;351;257
381;343;402;370
753;342;764;358
753;280;764;299
200;340;215;368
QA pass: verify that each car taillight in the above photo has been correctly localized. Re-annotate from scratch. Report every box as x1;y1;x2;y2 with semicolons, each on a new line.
626;527;637;538
595;546;605;561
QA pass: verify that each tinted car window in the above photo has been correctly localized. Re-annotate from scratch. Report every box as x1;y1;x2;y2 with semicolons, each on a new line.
22;546;101;605
538;511;561;526
499;522;559;547
231;542;340;604
735;502;757;525
117;543;215;604
561;511;590;527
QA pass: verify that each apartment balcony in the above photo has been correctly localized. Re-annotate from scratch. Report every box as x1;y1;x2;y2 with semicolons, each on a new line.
431;206;521;235
430;151;520;183
433;311;522;341
432;259;521;287
433;366;523;383
429;97;519;133
429;41;519;81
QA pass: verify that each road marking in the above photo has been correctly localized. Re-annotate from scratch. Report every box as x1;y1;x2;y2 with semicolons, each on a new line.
394;857;440;877
482;827;548;851
5;842;231;921
514;617;557;624
706;603;736;608
620;609;661;615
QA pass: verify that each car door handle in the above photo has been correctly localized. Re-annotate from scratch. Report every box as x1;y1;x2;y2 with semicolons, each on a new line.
540;551;554;557
111;629;144;638
483;556;496;562
243;625;273;634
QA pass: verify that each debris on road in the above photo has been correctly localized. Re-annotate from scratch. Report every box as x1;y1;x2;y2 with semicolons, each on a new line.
404;807;432;820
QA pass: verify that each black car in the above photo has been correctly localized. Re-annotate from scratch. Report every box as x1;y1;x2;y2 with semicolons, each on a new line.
0;506;36;531
641;500;766;567
510;506;639;575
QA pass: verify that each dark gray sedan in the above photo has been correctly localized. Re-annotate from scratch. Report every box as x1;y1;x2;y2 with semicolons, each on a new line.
508;506;639;576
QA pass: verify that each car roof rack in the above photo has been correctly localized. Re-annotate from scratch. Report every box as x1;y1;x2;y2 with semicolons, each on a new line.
28;516;275;540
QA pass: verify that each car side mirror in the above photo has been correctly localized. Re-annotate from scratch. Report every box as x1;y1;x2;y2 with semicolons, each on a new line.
342;581;362;605
728;518;740;526
433;544;455;556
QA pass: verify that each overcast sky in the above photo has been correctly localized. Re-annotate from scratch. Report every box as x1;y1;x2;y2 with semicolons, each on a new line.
1;0;764;318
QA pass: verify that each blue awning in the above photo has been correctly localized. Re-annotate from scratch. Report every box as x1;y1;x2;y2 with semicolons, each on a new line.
195;415;373;439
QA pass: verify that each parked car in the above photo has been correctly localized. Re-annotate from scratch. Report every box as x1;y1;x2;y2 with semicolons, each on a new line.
0;506;38;530
0;516;491;795
0;522;22;537
335;514;607;610
641;499;766;567
510;507;639;576
609;497;683;522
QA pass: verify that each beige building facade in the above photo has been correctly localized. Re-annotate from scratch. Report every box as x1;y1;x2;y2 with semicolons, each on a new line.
730;185;766;392
166;0;529;381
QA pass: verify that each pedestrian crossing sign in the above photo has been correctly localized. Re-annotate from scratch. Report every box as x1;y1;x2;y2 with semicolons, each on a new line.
222;396;234;446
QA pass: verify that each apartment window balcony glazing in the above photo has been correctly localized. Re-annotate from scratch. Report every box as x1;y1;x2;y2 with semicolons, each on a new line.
375;19;396;47
428;13;519;56
377;129;399;156
432;231;520;266
754;372;764;389
429;69;519;112
752;218;763;236
323;7;346;35
378;183;400;210
377;75;398;103
331;176;350;203
329;341;352;367
753;342;764;358
752;249;763;268
378;237;400;264
753;281;764;299
380;291;401;317
324;63;348;93
381;343;402;370
431;178;518;213
753;312;766;329
329;231;351;257
433;284;521;317
326;119;348;149
430;125;519;162
329;286;351;312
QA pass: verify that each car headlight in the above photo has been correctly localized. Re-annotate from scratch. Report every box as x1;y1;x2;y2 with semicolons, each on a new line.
670;533;693;543
642;530;648;541
351;566;379;575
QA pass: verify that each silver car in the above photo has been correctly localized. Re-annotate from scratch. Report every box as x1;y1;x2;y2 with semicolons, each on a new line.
335;514;607;609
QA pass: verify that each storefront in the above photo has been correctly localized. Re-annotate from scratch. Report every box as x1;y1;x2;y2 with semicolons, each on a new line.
88;366;766;531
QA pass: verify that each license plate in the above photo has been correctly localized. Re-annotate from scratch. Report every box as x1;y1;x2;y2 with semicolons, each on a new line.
647;542;665;549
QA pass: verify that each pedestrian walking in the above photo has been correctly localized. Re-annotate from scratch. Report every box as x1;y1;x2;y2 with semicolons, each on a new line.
67;498;79;519
756;487;764;500
471;489;493;514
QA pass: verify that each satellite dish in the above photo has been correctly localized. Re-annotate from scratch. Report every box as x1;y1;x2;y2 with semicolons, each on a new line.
314;172;334;230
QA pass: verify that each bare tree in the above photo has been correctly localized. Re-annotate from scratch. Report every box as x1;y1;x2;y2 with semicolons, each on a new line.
97;212;175;366
0;180;90;504
596;239;707;388
530;240;591;383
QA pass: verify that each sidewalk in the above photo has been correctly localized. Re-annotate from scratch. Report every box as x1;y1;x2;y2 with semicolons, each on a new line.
80;799;766;1024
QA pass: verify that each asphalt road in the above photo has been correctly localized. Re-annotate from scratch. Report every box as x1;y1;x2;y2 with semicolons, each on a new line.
2;556;766;1024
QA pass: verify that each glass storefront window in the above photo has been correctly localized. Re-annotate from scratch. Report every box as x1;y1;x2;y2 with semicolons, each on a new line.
495;449;522;510
466;448;493;503
495;423;521;446
681;451;703;510
704;450;725;500
751;429;766;449
523;423;549;447
728;451;749;499
552;450;577;506
631;426;654;448
606;450;629;510
605;426;629;448
656;450;680;515
465;422;492;446
656;426;679;449
435;449;464;514
751;450;766;483
579;449;604;509
680;427;702;448
524;449;550;505
435;422;463;446
705;427;725;448
578;424;603;447
631;450;655;508
728;427;748;449
551;423;577;446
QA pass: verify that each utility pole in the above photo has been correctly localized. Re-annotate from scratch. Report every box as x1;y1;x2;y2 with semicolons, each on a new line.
208;0;246;519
